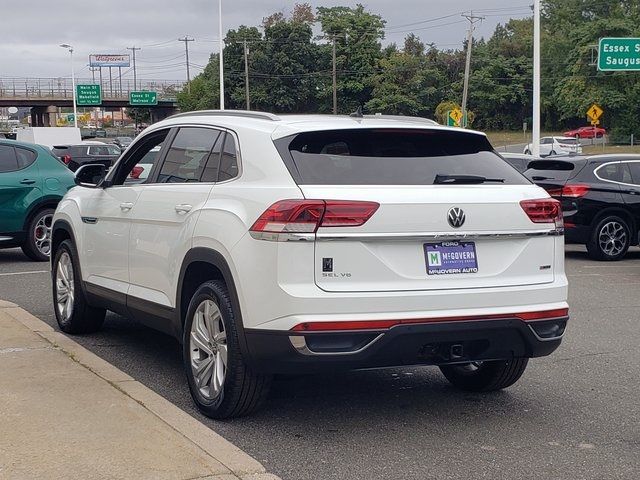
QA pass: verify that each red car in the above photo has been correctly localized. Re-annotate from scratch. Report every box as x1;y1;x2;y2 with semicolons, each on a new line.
564;126;606;139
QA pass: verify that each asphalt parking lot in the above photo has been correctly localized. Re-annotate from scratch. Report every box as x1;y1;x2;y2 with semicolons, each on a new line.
0;245;638;480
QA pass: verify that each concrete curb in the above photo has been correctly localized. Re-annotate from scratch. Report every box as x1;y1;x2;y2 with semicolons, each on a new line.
1;303;279;480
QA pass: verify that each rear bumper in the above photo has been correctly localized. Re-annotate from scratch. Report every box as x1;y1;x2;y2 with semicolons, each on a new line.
244;315;568;374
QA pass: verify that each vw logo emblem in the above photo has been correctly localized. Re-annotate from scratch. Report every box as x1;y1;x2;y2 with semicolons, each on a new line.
447;207;465;228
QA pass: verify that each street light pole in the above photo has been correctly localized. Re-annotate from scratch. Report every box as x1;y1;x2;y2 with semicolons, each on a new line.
218;0;225;110
532;0;541;157
60;44;78;128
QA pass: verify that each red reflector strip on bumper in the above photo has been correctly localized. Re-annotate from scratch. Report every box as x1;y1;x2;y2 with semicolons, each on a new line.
290;308;569;332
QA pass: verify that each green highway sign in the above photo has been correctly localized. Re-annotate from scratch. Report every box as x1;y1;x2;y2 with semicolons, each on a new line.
598;38;640;71
129;91;158;106
76;84;102;105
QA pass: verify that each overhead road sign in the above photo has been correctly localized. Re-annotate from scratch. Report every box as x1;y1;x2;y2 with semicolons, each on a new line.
598;38;640;71
129;91;158;106
76;85;102;106
89;54;131;68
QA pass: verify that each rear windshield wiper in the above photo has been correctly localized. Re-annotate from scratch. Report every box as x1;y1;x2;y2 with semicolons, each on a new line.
434;174;505;185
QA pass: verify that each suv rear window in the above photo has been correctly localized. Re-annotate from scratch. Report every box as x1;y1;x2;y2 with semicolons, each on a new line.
277;129;527;185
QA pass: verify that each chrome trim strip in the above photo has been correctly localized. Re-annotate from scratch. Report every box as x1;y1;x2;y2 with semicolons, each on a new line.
81;217;98;224
0;236;14;242
251;229;563;242
315;229;563;242
288;334;384;356
527;322;567;342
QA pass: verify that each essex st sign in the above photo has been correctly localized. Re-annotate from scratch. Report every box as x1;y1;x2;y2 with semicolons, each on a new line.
598;38;640;71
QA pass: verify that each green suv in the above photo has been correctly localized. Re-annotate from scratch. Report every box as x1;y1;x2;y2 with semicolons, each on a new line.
0;140;75;261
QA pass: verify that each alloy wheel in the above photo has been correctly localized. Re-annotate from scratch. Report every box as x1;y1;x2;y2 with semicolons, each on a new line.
598;221;627;257
55;252;75;321
190;299;228;401
34;213;53;257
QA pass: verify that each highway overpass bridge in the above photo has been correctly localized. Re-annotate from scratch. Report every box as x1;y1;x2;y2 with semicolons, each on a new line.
0;77;184;126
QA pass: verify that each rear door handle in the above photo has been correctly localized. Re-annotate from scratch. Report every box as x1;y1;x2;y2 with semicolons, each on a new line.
120;202;134;211
174;204;193;214
20;179;36;185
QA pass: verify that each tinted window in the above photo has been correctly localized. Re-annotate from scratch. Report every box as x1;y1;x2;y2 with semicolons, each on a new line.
158;127;218;183
15;147;37;169
88;145;120;156
219;134;239;181
596;162;632;183
200;131;224;182
626;162;640;185
540;138;551;145
0;145;18;172
281;129;527;185
558;138;578;145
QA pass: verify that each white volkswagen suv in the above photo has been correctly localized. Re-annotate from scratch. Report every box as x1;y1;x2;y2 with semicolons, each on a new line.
51;111;569;418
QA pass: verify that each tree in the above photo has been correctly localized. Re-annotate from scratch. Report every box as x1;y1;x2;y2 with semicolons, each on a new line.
317;5;386;113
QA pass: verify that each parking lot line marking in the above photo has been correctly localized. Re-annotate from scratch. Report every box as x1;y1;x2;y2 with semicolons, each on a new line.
0;270;49;277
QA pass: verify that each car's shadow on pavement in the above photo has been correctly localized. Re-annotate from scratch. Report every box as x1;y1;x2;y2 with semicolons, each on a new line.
564;245;640;261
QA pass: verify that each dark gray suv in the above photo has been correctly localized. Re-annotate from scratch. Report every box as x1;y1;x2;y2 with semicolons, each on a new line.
51;143;121;171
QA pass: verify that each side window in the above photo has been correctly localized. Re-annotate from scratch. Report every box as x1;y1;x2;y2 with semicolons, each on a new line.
0;145;18;172
200;131;224;182
15;147;37;169
113;129;169;185
219;134;239;181
625;162;640;185
157;128;218;183
597;162;628;183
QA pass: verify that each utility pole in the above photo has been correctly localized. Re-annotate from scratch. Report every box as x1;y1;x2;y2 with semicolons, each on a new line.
243;39;250;110
461;12;484;128
127;46;141;91
532;0;541;157
332;36;337;115
178;36;195;93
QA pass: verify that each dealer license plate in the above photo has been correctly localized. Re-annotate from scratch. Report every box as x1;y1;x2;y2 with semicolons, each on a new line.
424;241;478;275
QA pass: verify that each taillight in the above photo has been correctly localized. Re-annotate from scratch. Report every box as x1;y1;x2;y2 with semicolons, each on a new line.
62;155;72;165
130;166;144;179
520;198;563;227
250;200;379;238
561;183;590;198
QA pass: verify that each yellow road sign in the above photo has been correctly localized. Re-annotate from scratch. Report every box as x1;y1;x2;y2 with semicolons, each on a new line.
587;104;603;122
590;119;600;126
449;108;463;126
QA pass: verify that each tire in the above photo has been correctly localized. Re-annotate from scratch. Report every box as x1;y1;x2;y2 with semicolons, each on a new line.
586;215;631;261
524;149;531;155
549;150;557;156
439;358;529;392
183;280;271;419
52;240;106;333
21;208;55;262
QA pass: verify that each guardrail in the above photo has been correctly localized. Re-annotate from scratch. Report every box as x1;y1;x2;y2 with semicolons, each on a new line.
0;77;185;101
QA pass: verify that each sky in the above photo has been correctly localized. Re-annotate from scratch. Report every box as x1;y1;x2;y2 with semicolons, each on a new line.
0;1;532;83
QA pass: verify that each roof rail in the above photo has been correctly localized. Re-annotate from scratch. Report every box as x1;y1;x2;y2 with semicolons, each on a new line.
166;110;281;121
365;114;439;125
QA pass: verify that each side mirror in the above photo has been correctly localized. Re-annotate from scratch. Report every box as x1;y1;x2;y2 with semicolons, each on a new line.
75;163;107;187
